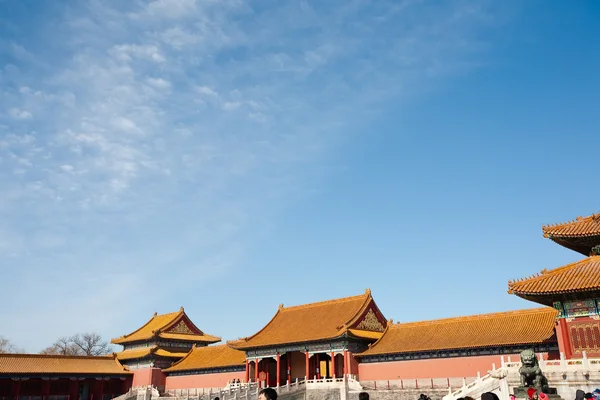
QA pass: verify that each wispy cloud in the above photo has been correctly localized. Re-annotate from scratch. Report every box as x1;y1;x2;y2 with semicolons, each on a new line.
0;0;505;350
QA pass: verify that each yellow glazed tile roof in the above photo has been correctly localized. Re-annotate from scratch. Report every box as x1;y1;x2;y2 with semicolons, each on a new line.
116;348;154;361
164;345;246;373
159;332;220;342
360;308;557;357
116;347;190;361
543;213;600;238
111;308;220;345
0;354;131;375
348;329;384;340
231;289;385;349
508;256;600;295
154;349;189;358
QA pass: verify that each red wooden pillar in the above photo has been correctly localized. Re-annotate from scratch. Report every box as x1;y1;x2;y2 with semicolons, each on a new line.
286;353;291;384
121;377;130;395
315;353;320;379
255;360;259;382
42;379;51;400
11;379;21;400
69;379;79;400
304;352;309;379
276;354;281;387
343;350;348;376
556;318;573;359
99;379;104;400
265;359;270;387
245;360;250;383
331;352;336;378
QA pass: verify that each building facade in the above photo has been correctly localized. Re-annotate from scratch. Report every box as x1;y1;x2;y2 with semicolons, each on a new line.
0;354;132;400
357;308;559;380
229;289;387;387
6;210;600;397
111;307;220;389
509;211;600;359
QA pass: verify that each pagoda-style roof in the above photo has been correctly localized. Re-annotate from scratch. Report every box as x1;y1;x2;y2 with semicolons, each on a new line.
508;256;600;305
359;308;557;357
164;345;246;373
230;289;387;350
543;212;600;255
116;347;189;361
111;308;220;345
0;353;131;376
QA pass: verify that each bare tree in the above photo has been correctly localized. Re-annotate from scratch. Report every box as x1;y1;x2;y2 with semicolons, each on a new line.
40;333;112;356
40;336;82;356
71;333;111;356
0;336;23;353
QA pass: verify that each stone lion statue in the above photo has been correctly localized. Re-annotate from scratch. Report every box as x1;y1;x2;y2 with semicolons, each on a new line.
519;349;548;391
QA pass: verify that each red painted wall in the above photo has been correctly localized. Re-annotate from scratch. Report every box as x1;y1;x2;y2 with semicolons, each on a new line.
165;371;245;390
358;353;552;380
565;316;600;358
132;367;167;388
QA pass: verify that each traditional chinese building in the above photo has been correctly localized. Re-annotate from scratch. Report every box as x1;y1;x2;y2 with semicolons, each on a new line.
0;353;132;400
356;308;559;380
111;307;220;388
163;344;246;390
508;211;600;359
229;289;387;387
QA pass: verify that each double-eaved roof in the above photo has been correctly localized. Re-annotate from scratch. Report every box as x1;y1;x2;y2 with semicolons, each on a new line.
111;307;220;346
231;289;386;350
509;210;600;305
0;354;131;376
164;344;246;374
360;307;557;357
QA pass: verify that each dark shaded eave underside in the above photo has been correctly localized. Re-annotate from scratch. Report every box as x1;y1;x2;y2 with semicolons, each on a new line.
512;289;600;306
549;236;600;256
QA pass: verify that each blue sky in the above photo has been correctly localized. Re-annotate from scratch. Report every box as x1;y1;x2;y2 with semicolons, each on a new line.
1;0;599;352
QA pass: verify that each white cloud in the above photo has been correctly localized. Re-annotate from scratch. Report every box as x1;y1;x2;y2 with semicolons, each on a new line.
0;0;505;351
110;44;165;63
144;0;200;19
147;77;171;90
8;107;32;119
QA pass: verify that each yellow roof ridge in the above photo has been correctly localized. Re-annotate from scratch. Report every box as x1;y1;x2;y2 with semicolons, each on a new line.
542;212;600;230
232;290;373;347
391;307;555;327
112;310;182;342
508;256;598;287
280;289;370;312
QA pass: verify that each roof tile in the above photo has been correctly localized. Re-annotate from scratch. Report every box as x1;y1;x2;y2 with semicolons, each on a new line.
360;308;557;357
231;290;383;349
543;213;600;238
164;345;245;373
508;256;600;295
0;354;131;375
111;309;220;345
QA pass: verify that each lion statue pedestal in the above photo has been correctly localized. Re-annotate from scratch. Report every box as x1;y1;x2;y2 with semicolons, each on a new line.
512;349;561;400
